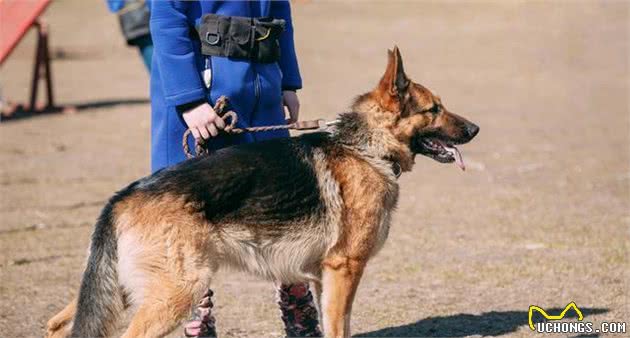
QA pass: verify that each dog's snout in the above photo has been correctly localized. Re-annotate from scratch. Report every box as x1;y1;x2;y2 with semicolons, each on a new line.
466;122;479;139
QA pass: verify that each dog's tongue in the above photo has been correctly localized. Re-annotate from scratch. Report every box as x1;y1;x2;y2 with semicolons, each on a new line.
444;145;465;171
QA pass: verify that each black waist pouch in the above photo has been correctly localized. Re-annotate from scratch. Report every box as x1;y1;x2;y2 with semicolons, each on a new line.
197;14;285;63
118;0;151;45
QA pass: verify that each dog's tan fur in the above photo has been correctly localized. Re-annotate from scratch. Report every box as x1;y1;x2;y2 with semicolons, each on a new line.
47;47;477;338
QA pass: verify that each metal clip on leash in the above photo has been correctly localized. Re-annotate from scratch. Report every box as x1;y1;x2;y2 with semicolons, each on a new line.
182;96;334;159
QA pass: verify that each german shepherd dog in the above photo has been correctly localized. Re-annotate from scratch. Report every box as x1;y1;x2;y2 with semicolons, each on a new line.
46;47;478;338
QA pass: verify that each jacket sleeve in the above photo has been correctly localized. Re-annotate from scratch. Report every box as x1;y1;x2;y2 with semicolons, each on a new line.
105;0;125;13
270;1;303;90
150;1;207;107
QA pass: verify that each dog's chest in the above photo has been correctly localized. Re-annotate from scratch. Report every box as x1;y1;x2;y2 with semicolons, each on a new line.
370;181;398;257
330;152;400;258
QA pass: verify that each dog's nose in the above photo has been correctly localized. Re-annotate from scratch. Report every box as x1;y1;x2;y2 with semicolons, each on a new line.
466;123;480;139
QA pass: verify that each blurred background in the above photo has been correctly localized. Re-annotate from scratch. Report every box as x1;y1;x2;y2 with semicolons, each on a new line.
0;1;628;337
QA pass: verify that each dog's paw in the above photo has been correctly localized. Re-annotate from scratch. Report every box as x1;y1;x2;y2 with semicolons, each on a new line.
45;318;70;338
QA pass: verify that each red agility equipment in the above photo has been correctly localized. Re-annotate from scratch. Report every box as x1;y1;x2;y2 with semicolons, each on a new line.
0;0;51;64
0;0;74;118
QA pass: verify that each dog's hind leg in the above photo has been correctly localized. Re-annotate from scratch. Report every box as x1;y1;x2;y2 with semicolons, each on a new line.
120;271;212;338
45;298;77;338
118;228;216;338
320;256;366;338
115;191;219;337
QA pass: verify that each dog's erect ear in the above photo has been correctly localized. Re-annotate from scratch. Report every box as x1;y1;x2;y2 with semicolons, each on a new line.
378;46;409;98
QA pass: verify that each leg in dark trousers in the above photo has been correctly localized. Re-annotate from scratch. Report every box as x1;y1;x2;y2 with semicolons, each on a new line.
184;284;321;338
278;283;322;337
184;289;217;338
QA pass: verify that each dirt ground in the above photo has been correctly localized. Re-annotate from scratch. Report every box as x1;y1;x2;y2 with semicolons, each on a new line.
1;1;628;337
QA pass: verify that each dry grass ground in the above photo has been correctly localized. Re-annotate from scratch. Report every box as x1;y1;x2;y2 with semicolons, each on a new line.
1;1;628;337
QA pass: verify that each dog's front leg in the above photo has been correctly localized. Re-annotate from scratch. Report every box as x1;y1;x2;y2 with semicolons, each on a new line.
311;281;323;323
320;255;366;338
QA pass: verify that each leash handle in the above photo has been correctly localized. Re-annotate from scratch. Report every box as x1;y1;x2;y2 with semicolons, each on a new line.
182;97;232;159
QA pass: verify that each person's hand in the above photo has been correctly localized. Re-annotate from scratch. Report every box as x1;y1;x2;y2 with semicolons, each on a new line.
283;90;300;124
181;102;226;141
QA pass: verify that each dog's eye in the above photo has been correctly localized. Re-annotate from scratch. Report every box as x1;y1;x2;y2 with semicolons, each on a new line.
428;105;440;114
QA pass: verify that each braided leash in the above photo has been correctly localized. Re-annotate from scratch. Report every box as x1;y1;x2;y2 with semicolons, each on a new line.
183;96;332;158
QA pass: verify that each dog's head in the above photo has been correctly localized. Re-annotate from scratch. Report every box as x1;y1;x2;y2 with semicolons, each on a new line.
354;47;479;170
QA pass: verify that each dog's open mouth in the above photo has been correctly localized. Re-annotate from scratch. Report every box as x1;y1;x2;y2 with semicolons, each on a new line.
417;138;466;171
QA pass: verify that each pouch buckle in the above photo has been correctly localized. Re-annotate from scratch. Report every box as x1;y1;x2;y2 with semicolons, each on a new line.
205;32;220;45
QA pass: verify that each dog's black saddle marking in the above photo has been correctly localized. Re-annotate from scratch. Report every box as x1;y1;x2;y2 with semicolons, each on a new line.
138;133;331;230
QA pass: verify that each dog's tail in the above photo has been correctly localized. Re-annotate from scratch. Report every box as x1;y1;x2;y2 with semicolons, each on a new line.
70;184;136;337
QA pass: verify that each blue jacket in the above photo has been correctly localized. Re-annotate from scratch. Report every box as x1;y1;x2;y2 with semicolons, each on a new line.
149;1;302;172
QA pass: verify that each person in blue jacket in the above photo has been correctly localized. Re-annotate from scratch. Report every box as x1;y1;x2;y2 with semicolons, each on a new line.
149;1;321;337
106;0;153;71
